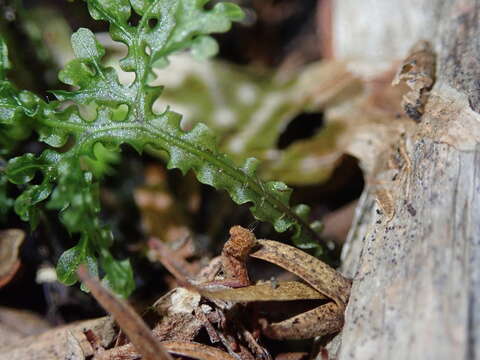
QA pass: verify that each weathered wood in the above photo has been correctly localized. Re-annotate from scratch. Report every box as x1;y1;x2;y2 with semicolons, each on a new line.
328;1;480;359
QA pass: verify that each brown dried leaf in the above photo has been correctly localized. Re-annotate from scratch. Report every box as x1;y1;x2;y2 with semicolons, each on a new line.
200;281;326;302
220;225;257;287
0;229;25;288
392;40;436;121
261;62;363;185
265;61;415;184
250;240;351;306
326;68;416;178
77;266;173;360
260;302;343;340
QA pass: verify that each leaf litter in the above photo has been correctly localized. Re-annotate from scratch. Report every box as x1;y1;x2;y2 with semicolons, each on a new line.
25;226;348;360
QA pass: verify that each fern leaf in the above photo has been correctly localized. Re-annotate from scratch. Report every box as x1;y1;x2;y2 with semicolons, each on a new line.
1;0;325;297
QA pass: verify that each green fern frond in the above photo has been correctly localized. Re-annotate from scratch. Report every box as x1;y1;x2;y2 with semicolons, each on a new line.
0;0;324;297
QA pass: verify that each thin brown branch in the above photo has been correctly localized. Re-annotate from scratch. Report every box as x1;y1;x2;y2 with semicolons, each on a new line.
76;266;173;360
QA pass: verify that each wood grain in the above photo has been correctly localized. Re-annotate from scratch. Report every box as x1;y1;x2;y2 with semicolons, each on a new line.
327;0;480;359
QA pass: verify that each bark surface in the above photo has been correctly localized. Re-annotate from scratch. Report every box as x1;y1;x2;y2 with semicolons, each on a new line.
329;1;480;359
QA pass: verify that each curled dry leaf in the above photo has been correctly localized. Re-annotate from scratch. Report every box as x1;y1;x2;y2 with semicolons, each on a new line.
328;66;415;178
200;281;327;302
193;225;257;289
264;60;415;185
76;266;173;360
152;225;351;342
392;40;436;122
247;237;350;340
260;302;343;340
0;229;25;288
220;225;257;287
195;226;350;340
261;62;364;185
250;240;351;306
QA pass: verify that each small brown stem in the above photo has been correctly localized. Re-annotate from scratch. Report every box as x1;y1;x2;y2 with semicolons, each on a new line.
77;266;173;360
